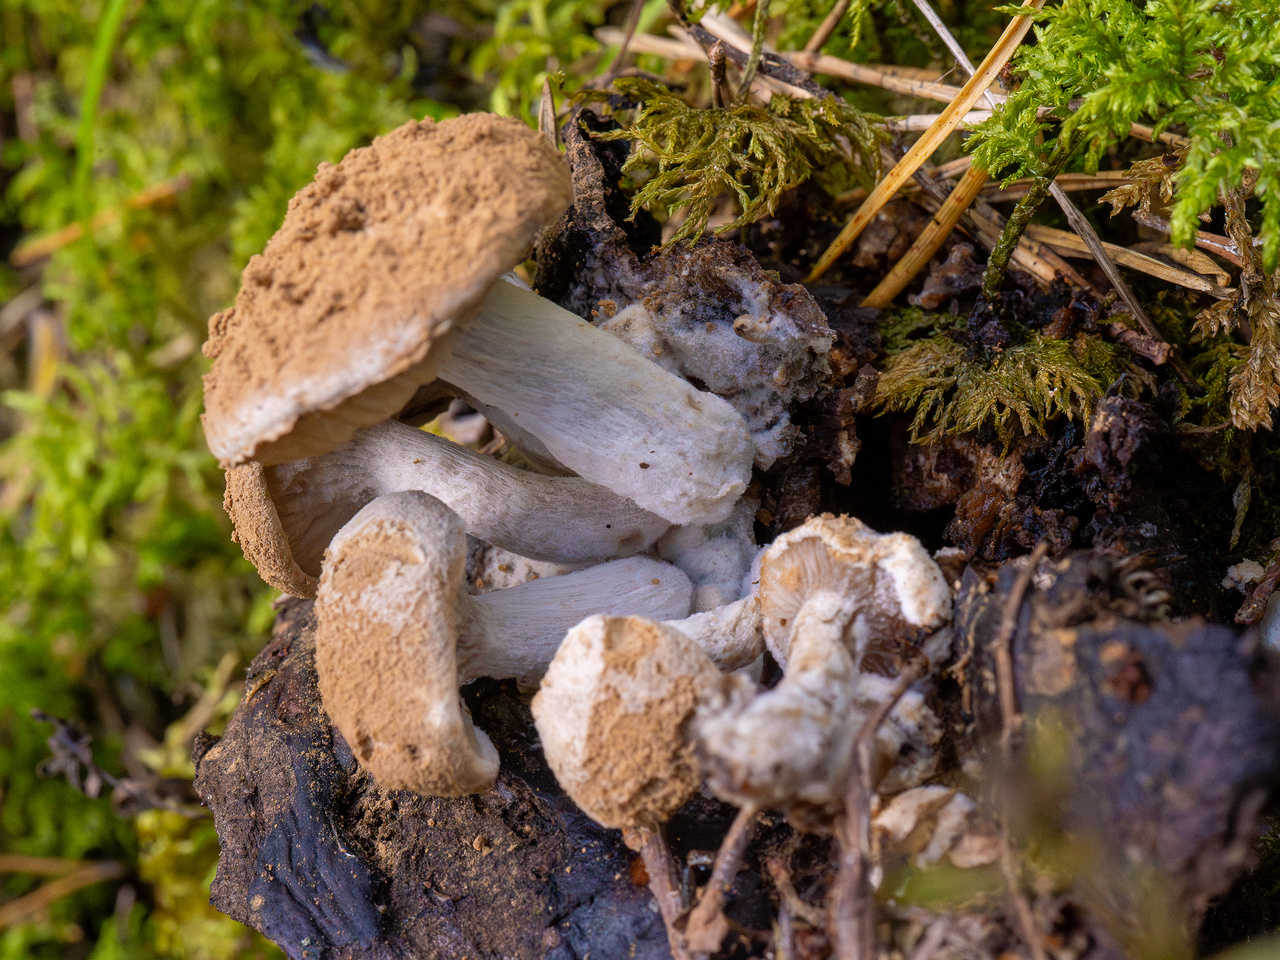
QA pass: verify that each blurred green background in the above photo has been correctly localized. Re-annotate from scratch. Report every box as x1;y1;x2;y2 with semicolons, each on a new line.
0;0;615;955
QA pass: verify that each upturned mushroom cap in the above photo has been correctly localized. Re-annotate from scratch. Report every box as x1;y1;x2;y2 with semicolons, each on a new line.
758;514;952;667
532;615;722;830
316;490;498;795
202;115;571;467
224;420;670;597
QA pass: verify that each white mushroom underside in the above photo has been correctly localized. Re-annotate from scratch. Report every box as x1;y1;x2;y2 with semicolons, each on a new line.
438;281;755;526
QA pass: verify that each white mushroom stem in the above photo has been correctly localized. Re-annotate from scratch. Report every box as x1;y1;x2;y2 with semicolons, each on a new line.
267;419;670;574
437;280;755;526
317;492;693;795
695;589;864;813
457;557;693;685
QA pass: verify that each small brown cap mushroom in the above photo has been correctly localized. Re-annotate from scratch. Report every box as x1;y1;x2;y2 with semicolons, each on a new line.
202;114;572;467
531;615;722;830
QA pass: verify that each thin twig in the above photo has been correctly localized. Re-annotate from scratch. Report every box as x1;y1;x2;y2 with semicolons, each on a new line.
0;855;92;876
737;0;773;99
630;826;691;960
709;41;732;108
684;805;758;955
907;917;951;960
992;543;1052;960
982;171;1130;201
804;0;852;53
1023;223;1234;298
11;174;194;267
1048;182;1194;382
993;542;1047;752
765;857;827;927
999;830;1050;960
908;0;999;109
604;0;647;80
1131;209;1248;268
806;0;1047;282
0;862;126;929
830;653;929;960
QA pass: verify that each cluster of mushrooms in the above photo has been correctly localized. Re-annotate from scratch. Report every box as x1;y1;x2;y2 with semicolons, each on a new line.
202;113;960;881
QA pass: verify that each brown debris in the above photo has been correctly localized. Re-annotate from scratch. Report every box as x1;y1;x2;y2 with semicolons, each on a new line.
909;243;986;310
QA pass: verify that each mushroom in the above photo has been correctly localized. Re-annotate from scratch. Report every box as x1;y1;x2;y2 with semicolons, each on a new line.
531;614;723;830
757;514;953;668
225;419;670;597
694;514;952;818
202;114;753;525
316;492;693;794
694;589;865;815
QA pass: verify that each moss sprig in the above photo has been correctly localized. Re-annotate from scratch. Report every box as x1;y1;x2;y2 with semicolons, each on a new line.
967;0;1280;269
589;77;881;243
874;310;1145;446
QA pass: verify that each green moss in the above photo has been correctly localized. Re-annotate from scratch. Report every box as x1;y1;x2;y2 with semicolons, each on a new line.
586;77;880;243
874;311;1138;445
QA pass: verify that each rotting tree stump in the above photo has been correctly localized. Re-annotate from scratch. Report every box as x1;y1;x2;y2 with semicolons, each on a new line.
193;599;770;960
195;547;1280;960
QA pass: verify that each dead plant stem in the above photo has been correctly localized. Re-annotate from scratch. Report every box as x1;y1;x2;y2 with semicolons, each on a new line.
830;652;928;959
684;805;758;955
634;826;691;960
737;0;773;99
994;541;1047;752
863;163;991;307
804;0;851;52
806;0;1046;282
1048;181;1192;382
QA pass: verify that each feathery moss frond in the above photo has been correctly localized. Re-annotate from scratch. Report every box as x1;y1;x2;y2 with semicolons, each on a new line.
967;0;1280;269
875;315;1140;445
590;78;881;243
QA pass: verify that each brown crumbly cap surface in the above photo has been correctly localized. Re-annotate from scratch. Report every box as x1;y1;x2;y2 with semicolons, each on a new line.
202;114;572;466
223;462;319;598
315;504;498;796
577;619;720;830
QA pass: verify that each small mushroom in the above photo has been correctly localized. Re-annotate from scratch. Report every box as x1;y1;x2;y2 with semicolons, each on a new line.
202;115;753;525
531;614;723;830
225;419;670;597
694;514;951;818
694;589;864;815
316;492;692;794
758;514;952;668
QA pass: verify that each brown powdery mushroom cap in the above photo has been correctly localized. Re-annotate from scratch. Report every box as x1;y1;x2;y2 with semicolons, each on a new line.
202;114;571;468
531;615;722;831
316;489;498;795
758;514;952;668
